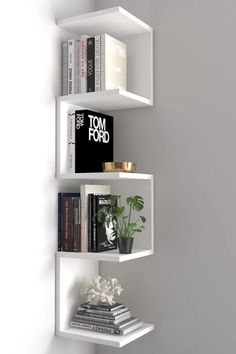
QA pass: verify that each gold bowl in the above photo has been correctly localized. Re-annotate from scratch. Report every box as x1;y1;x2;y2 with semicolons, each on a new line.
103;162;136;173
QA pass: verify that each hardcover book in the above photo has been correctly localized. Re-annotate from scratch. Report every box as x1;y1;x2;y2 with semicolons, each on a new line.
68;39;76;94
80;185;111;252
70;319;143;335
73;316;137;330
62;42;68;95
80;302;122;312
80;34;89;93
101;33;127;91
78;306;128;317
87;37;95;92
95;34;101;91
74;311;131;325
73;109;113;173
93;194;117;252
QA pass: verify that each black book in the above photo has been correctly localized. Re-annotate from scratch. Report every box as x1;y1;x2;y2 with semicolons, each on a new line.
72;197;80;251
92;194;97;252
87;194;93;252
87;37;95;92
78;305;128;317
74;110;113;173
80;302;122;312
93;195;117;252
76;307;129;320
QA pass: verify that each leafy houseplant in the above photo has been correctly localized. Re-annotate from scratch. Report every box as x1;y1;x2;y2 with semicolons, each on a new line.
97;195;146;254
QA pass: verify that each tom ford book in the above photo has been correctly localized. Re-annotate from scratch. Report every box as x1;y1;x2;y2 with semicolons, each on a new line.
73;109;113;173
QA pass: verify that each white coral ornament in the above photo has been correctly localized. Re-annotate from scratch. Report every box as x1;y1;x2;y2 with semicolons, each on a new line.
80;276;123;305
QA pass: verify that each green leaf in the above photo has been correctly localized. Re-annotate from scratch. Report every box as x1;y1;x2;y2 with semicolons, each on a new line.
140;215;146;223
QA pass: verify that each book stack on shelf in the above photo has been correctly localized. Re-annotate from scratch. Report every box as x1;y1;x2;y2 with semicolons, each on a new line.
58;185;118;253
58;193;81;252
62;33;127;95
71;302;143;335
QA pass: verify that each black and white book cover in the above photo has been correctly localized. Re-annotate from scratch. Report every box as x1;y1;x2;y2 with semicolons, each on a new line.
74;110;113;173
80;302;122;312
94;194;117;252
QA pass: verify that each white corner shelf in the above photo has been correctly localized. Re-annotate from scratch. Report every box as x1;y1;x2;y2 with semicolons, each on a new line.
57;6;152;39
57;6;153;106
55;6;155;350
57;248;153;263
57;89;152;111
58;172;153;181
57;323;154;348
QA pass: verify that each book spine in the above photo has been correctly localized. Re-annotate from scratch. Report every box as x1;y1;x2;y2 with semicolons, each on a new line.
78;307;127;316
81;303;121;312
92;194;97;252
75;315;118;325
58;194;62;251
75;39;80;94
72;197;80;251
95;35;101;91
80;184;88;252
78;197;81;252
62;197;73;251
62;42;68;95
87;37;95;92
80;35;89;93
100;34;105;90
88;194;93;252
71;321;121;334
68;39;75;94
68;111;75;172
77;311;116;320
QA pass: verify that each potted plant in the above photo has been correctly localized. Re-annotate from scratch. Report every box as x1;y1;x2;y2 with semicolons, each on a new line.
97;195;146;254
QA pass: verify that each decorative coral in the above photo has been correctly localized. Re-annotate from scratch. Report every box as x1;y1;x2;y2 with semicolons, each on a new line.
80;276;123;305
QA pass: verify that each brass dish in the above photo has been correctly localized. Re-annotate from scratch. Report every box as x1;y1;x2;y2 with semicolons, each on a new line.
103;162;136;173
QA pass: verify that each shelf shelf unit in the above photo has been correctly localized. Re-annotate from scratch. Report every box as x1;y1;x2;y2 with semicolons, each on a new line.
57;89;152;111
57;248;153;263
57;6;153;107
58;172;153;180
58;323;154;348
55;5;154;350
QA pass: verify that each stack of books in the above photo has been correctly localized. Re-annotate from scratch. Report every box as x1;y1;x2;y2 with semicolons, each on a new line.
58;193;81;252
58;185;118;253
71;302;143;335
62;33;127;95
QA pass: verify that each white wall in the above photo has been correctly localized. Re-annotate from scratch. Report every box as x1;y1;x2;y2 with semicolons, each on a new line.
96;1;236;354
0;1;94;354
1;0;236;354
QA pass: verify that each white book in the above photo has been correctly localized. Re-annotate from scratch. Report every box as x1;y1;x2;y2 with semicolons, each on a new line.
80;184;111;252
80;34;89;93
75;39;80;94
95;35;101;91
68;39;76;94
101;33;127;91
68;110;75;172
62;42;68;95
